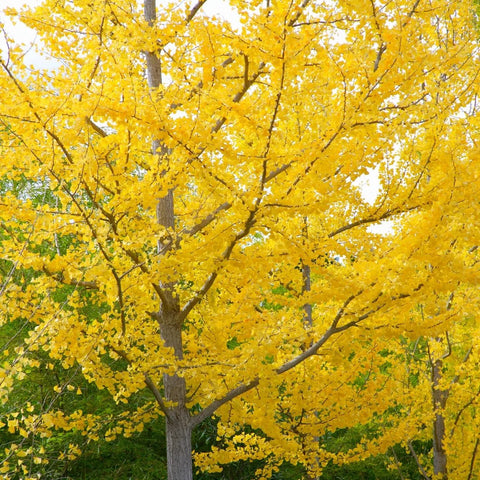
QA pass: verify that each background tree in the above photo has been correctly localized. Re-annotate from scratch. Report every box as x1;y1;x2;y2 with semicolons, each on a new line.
393;289;480;480
1;1;480;479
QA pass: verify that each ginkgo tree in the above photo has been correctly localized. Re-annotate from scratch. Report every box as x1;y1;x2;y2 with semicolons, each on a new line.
385;284;480;480
1;0;480;479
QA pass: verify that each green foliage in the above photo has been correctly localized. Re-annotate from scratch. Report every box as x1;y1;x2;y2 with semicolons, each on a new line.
320;426;431;480
64;420;167;480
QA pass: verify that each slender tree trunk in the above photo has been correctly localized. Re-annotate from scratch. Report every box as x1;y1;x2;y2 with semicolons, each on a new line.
161;322;193;480
302;262;312;326
302;219;320;480
144;1;193;479
432;357;448;480
429;303;453;480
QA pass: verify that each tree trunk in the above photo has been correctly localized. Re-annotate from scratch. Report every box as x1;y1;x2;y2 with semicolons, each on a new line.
143;2;193;479
165;409;193;480
161;320;193;480
432;357;448;480
302;219;319;480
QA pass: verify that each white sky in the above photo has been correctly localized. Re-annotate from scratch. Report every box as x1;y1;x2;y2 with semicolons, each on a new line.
0;0;238;66
1;0;45;66
1;1;40;41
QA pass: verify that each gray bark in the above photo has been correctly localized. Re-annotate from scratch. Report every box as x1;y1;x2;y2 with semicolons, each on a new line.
165;410;193;480
144;1;192;479
161;320;193;480
301;219;319;480
432;357;448;480
302;263;312;326
430;305;453;480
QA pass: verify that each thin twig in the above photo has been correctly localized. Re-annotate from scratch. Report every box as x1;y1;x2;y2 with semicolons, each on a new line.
408;441;431;480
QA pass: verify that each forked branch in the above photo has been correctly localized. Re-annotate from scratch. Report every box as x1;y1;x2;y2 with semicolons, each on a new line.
191;292;360;427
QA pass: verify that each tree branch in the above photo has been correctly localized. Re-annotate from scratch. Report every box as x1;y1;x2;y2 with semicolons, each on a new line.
211;61;266;134
405;0;421;23
390;446;407;480
191;293;359;426
42;267;99;290
110;344;170;417
186;0;208;24
467;438;480;480
451;384;480;435
179;209;257;320
85;116;108;137
288;0;311;27
179;272;217;321
144;373;170;418
185;202;232;236
373;43;386;72
185;155;295;239
408;441;432;480
328;204;422;238
265;163;292;182
190;378;260;427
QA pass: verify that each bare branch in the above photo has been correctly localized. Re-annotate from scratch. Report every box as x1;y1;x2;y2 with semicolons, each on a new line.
85;116;108;137
144;373;170;418
185;202;232;236
186;0;208;24
467;438;480;480
179;272;217;321
191;378;259;427
373;43;387;72
288;0;311;27
42;266;99;290
265;163;292;182
328;204;422;238
408;441;432;480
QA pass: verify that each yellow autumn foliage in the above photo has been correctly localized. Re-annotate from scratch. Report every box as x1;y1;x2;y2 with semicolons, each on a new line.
0;0;480;479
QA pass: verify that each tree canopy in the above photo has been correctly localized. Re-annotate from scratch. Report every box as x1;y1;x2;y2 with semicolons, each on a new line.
1;0;480;479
